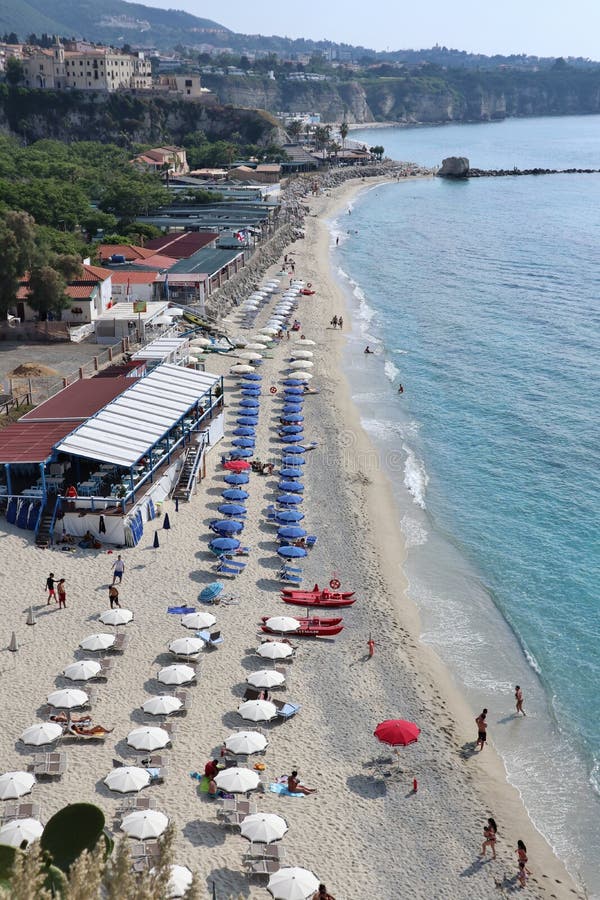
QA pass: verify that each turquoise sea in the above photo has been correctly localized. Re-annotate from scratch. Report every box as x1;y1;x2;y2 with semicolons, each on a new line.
333;116;600;894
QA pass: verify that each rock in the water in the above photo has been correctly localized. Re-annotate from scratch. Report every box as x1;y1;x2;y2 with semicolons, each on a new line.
438;156;470;177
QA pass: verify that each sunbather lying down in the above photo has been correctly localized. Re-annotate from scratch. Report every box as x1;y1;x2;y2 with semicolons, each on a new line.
68;723;113;736
50;712;92;725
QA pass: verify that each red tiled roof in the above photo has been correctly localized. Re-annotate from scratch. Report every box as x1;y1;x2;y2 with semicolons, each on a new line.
145;232;218;259
21;377;137;423
110;271;159;285
0;421;76;464
98;245;155;262
131;254;177;269
82;263;112;281
65;284;96;299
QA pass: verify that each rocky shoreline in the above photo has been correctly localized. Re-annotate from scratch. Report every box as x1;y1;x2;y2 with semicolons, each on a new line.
468;166;600;177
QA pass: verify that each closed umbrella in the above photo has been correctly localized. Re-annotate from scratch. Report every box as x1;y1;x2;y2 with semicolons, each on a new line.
264;616;301;632
223;473;249;485
237;700;277;722
127;726;170;751
224;731;268;755
62;660;101;681
214;767;260;792
280;468;303;479
278;481;304;493
277;546;308;559
277;494;303;505
241;812;288;844
99;608;134;626
157;665;196;685
121;809;168;840
169;636;204;656
218;503;246;517
211;519;244;535
0;818;43;848
233;426;256;436
141;695;183;716
256;641;293;660
232;438;255;449
267;867;319;900
47;689;89;709
79;633;115;652
277;526;307;541
104;766;151;794
274;510;304;524
181;611;216;630
230;365;256;375
20;723;62;746
0;772;35;800
247;669;285;689
222;488;249;501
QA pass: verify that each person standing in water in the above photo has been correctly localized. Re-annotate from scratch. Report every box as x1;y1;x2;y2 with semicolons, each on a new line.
515;686;526;716
475;708;488;750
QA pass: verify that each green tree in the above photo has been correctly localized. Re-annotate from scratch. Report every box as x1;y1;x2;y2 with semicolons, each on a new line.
313;125;331;159
99;177;169;223
340;120;349;149
5;57;23;86
287;119;303;142
27;264;71;321
0;211;37;319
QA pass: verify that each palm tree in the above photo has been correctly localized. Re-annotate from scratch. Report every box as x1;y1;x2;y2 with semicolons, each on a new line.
340;120;349;150
287;119;303;143
314;125;331;160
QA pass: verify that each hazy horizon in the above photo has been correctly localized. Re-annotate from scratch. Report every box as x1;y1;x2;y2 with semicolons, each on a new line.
138;0;600;59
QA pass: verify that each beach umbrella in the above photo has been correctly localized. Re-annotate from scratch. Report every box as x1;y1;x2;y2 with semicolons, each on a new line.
141;695;183;716
231;365;256;374
278;481;304;493
20;723;63;746
157;664;196;686
264;616;301;632
290;373;313;382
209;535;241;552
295;339;316;346
277;546;307;559
281;413;304;422
256;641;293;660
241;388;261;397
79;633;115;652
290;351;313;360
260;327;278;336
277;494;303;505
62;660;102;681
239;352;262;361
282;379;304;387
280;468;303;479
282;456;305;466
191;337;211;348
153;531;160;549
121;809;169;840
280;435;304;444
288;360;313;369
223;473;249;485
0;818;43;848
247;669;286;689
282;445;306;455
224;731;268;755
104;766;151;794
246;342;269;350
223;460;251;472
215;767;261;793
218;503;246;518
232;438;255;449
283;386;304;395
127;726;170;752
99;608;134;626
374;719;420;747
152;865;193;898
274;510;305;524
222;489;249;501
211;519;244;535
47;689;89;709
233;426;256;436
280;425;303;434
241;812;288;844
199;582;224;603
237;700;278;723
242;373;262;381
267;867;319;900
230;449;253;459
169;637;204;656
181;611;216;630
0;772;35;800
237;417;259;426
282;404;303;414
277;526;307;541
240;398;259;408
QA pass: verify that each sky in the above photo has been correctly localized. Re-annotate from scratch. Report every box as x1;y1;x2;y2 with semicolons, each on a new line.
139;0;600;58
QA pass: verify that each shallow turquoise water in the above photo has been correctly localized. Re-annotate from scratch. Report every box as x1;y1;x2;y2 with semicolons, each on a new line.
334;116;600;893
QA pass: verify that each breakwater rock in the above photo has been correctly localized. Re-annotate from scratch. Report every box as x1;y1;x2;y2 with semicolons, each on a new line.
438;156;470;177
467;166;600;177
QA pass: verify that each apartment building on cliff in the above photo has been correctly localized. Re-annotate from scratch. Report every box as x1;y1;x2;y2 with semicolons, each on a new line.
21;38;151;91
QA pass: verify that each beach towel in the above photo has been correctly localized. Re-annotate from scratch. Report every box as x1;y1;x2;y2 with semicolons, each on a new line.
190;773;210;793
168;606;196;615
269;783;305;798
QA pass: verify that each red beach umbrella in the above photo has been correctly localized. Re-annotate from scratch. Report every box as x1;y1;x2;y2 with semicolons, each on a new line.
223;460;251;472
374;719;420;747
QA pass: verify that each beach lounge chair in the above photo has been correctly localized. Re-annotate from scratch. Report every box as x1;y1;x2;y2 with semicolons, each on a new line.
272;699;301;720
197;629;224;649
117;796;157;814
142;721;178;738
245;857;280;878
213;560;245;578
170;650;201;665
279;571;302;586
139;754;167;768
280;564;302;574
244;843;285;862
29;751;67;778
172;690;191;714
0;801;40;823
107;633;130;654
243;687;261;702
306;535;317;549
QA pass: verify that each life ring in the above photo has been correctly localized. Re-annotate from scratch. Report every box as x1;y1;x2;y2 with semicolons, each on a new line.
329;578;341;590
270;386;277;394
307;282;312;289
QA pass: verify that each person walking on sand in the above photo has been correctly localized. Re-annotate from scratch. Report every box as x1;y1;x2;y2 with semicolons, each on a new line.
57;579;67;609
516;840;531;888
288;770;317;795
338;316;343;330
481;817;498;859
475;708;488;750
515;685;526;716
112;554;125;584
108;585;120;609
46;573;57;605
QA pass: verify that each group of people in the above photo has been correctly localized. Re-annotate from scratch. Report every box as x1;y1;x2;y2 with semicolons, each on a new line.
330;315;344;329
45;573;66;608
475;687;527;751
481;819;531;888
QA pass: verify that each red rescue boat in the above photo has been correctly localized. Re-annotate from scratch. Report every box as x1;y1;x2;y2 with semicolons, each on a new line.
261;622;343;637
281;584;355;602
281;593;356;608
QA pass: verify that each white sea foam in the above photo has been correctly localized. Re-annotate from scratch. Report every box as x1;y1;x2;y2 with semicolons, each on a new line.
402;443;429;509
400;515;428;548
384;359;400;382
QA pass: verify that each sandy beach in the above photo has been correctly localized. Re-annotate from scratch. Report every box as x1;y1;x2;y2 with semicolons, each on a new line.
0;174;584;898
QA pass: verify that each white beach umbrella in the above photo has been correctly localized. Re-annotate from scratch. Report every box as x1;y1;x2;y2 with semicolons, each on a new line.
99;608;134;626
20;723;63;746
289;372;313;382
290;351;313;360
252;334;272;343
104;766;151;794
295;339;316;346
141;695;183;717
0;818;43;848
245;342;268;350
260;327;279;336
214;767;260;793
62;660;101;682
168;637;203;656
256;641;293;660
121;809;169;840
241;812;288;844
237;699;277;722
288;360;313;369
231;365;256;374
181;611;216;630
239;351;262;361
157;664;196;686
268;867;319;900
190;337;211;348
149;864;193;898
79;633;115;652
47;689;89;709
224;730;268;755
126;726;170;751
247;669;285;689
0;772;35;800
264;616;301;633
290;280;305;286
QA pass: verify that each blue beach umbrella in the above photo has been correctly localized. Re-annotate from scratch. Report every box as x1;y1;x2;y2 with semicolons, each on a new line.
233;426;256;436
240;399;259;408
222;489;249;501
232;438;255;448
277;493;303;505
277;545;308;559
243;373;262;381
283;386;303;395
282;446;305;455
281;434;303;444
280;468;303;479
275;510;305;523
237;417;258;426
277;526;307;541
281;424;303;434
199;582;224;602
230;449;253;459
211;519;244;535
282;404;303;414
241;388;261;397
209;537;241;553
224;473;250;485
279;480;304;493
282;456;305;466
282;378;303;386
283;392;304;401
218;503;247;517
282;415;304;424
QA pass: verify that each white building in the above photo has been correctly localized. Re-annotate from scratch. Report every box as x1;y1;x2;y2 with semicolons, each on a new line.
21;38;151;91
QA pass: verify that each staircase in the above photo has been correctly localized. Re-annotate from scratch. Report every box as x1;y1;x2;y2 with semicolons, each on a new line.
172;444;204;502
35;496;59;548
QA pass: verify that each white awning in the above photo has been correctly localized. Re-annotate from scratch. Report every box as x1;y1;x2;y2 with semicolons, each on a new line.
56;364;220;467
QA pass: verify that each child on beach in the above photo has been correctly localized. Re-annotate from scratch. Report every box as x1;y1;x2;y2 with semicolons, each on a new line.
516;841;531;888
481;817;497;859
57;579;66;609
46;573;56;604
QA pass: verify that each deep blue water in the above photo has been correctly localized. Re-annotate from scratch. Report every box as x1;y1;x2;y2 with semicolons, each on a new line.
334;116;600;894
